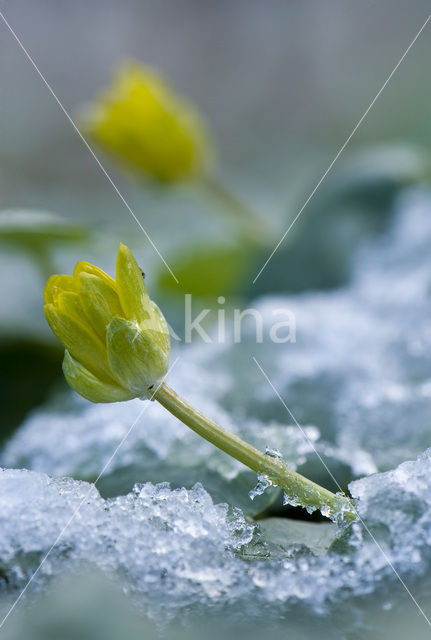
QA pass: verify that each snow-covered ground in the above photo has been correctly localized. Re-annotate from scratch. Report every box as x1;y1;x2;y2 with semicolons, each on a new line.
3;188;431;636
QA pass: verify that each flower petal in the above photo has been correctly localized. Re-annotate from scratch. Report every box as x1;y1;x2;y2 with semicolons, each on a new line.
44;303;115;383
82;62;211;182
63;350;133;403
44;274;75;304
78;272;124;340
73;261;117;290
115;243;151;324
106;316;168;397
56;291;87;326
147;300;170;355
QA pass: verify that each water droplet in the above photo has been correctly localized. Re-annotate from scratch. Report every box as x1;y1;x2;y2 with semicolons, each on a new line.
249;474;273;500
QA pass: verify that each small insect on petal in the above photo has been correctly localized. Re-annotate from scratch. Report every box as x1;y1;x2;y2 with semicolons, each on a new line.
115;243;151;325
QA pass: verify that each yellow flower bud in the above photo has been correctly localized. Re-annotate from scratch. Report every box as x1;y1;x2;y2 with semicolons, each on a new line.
82;61;212;182
43;244;170;403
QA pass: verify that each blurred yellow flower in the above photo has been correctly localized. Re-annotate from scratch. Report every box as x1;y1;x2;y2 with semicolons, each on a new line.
82;62;212;182
44;244;170;403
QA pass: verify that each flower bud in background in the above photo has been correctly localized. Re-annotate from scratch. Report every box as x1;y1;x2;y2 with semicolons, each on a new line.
43;244;170;403
82;61;212;182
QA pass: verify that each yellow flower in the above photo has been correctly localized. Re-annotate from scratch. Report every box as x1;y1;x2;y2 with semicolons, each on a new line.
82;61;212;182
43;244;170;403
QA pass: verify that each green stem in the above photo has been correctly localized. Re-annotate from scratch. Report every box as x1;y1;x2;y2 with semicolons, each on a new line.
154;383;356;523
199;176;271;247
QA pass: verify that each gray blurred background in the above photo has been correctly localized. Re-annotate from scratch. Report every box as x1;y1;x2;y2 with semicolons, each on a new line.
1;0;430;233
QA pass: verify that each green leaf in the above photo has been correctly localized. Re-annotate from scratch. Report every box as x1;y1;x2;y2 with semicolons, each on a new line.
257;518;338;557
0;209;88;248
320;145;430;210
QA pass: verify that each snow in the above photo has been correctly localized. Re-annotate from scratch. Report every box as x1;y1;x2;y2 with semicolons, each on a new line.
3;188;431;635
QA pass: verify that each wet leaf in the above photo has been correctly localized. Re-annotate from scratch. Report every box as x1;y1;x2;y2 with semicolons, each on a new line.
257;517;338;556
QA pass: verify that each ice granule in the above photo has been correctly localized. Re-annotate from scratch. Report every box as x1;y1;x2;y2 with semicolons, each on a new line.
0;468;254;620
264;447;282;458
3;449;431;625
248;474;273;500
